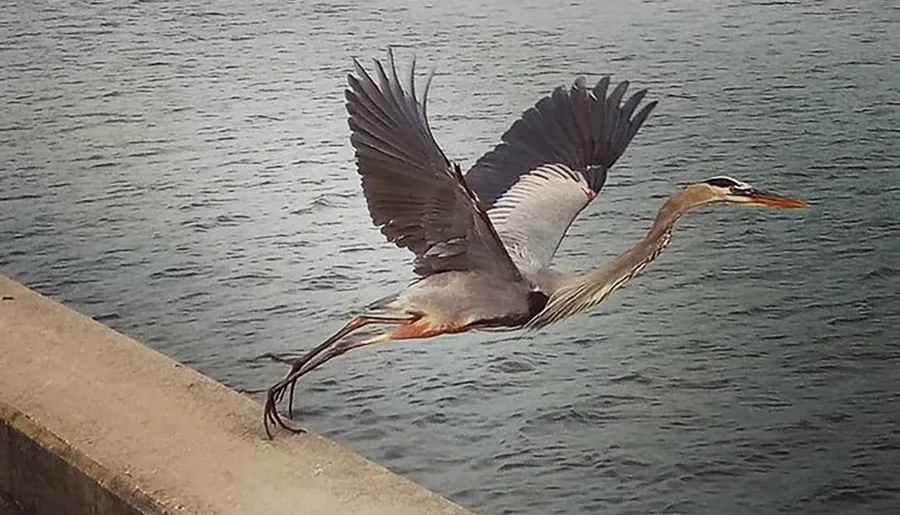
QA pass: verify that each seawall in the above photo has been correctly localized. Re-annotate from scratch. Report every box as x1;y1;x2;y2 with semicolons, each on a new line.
0;275;475;515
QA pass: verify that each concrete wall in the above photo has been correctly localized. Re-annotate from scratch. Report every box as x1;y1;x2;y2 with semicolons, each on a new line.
0;275;475;515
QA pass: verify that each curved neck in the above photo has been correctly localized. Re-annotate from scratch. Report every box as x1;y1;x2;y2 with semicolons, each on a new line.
527;186;714;329
572;186;707;296
648;184;709;240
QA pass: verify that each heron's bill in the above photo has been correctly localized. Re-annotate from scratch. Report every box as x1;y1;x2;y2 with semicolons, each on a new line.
748;191;807;209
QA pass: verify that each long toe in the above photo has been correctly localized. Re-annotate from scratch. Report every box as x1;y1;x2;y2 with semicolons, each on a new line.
287;380;299;419
239;386;269;395
270;354;300;364
264;391;306;437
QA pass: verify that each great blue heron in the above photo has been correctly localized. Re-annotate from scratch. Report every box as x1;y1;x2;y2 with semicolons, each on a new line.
260;50;806;437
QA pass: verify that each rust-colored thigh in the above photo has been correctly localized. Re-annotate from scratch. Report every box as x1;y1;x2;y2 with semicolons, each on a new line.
390;316;472;340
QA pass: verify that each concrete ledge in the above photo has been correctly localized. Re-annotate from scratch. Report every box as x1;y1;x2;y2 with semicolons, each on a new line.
1;402;161;515
0;275;474;515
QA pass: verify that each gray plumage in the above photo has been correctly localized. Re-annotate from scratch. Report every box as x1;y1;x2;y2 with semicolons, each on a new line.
258;50;807;438
346;55;520;280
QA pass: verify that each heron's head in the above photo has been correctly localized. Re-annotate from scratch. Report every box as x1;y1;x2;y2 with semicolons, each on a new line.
698;176;807;209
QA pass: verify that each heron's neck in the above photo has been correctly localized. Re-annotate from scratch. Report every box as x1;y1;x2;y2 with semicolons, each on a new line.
527;187;712;329
645;188;693;246
576;187;704;294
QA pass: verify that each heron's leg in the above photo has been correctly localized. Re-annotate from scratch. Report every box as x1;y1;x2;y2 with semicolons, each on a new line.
262;314;414;438
255;314;410;367
247;314;408;403
281;314;416;417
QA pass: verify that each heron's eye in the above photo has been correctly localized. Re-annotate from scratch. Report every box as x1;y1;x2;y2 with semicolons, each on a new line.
706;177;738;188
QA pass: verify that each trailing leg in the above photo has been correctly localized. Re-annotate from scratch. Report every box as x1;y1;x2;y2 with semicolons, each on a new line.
262;314;414;438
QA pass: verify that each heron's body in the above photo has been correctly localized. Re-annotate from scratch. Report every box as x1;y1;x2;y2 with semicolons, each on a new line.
257;50;807;437
378;271;547;334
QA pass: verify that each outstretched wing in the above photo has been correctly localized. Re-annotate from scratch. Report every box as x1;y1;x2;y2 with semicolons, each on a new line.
346;50;521;280
466;77;657;273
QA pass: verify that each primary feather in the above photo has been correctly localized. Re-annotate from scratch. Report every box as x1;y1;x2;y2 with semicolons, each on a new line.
345;50;521;280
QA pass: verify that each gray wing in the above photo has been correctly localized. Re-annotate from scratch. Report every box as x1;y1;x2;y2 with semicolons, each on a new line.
487;164;599;274
466;77;657;272
346;50;521;280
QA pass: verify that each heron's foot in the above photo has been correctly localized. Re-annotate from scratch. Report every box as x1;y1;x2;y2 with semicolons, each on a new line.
263;372;308;439
257;313;406;437
238;353;303;396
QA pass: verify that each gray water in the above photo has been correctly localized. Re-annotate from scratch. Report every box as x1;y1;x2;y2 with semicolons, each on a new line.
2;0;899;513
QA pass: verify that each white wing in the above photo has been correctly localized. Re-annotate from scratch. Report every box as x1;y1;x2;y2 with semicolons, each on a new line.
487;164;598;274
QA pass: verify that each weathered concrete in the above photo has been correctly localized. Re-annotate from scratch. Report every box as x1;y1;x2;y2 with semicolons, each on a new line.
0;491;28;515
0;275;475;515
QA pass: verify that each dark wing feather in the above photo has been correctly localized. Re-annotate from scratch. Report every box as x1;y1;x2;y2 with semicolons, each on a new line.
346;50;521;280
465;77;657;207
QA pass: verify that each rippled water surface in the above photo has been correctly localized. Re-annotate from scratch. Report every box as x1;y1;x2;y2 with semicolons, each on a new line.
2;1;899;513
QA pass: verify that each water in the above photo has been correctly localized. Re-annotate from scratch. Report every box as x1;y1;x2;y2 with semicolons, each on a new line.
2;0;898;513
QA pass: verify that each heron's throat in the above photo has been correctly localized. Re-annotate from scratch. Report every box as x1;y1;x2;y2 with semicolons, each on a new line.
647;185;710;241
